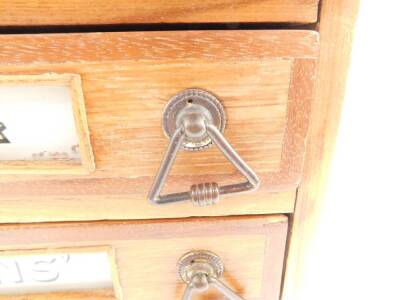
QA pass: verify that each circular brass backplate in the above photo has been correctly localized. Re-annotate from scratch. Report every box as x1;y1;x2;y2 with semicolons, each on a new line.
177;250;224;284
162;89;226;151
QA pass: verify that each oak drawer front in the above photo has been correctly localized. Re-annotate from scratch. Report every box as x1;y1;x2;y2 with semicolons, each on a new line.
0;215;288;300
0;30;319;223
0;1;319;26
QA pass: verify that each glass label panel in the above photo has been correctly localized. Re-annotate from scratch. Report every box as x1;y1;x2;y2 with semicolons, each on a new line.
0;84;81;162
0;251;114;295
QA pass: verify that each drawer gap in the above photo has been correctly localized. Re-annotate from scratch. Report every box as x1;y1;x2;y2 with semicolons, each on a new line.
0;22;317;35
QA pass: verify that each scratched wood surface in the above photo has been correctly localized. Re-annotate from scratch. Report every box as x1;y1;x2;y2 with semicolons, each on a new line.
0;31;318;222
0;215;288;300
0;0;319;25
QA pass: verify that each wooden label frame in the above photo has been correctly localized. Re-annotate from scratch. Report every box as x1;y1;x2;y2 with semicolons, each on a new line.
0;74;95;174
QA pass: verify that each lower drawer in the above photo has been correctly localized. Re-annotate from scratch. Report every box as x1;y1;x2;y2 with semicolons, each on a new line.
0;215;287;300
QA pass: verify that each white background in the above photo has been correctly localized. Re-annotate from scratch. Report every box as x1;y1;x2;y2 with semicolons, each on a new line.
298;1;400;300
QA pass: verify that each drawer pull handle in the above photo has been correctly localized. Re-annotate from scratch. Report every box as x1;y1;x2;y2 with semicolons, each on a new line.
178;250;245;300
148;89;260;206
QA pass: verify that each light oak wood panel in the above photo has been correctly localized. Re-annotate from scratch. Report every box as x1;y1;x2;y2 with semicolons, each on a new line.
1;60;290;177
0;31;318;222
1;289;115;300
282;1;360;300
0;31;319;63
0;0;319;25
0;215;288;300
117;236;266;300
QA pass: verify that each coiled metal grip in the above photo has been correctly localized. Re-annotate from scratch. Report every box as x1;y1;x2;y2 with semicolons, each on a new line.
190;182;219;206
148;89;260;206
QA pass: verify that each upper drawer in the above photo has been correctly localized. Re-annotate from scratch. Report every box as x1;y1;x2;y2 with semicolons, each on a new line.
0;0;319;25
0;30;319;223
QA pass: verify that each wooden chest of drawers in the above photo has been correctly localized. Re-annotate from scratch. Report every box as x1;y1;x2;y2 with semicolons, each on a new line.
0;1;360;299
0;30;318;222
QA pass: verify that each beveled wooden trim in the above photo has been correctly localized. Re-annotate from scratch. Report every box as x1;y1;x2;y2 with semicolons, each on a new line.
0;289;115;300
0;245;110;257
0;31;319;66
0;0;319;26
108;248;123;300
0;215;287;249
69;75;96;174
282;1;360;299
0;74;95;174
0;192;295;223
267;58;317;191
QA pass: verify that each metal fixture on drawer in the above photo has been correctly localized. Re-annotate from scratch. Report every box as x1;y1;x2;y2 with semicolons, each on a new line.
148;89;260;206
178;250;245;300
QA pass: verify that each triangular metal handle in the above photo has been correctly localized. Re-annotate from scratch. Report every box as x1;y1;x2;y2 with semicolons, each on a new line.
148;89;260;206
182;277;246;300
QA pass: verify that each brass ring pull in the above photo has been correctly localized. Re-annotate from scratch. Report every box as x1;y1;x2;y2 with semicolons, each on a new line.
148;89;260;206
178;250;246;300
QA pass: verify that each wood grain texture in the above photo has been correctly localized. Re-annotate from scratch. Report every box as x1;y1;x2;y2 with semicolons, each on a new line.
0;0;319;26
0;74;95;175
1;289;115;300
0;31;319;63
0;215;288;300
0;31;318;222
0;192;295;223
282;1;360;299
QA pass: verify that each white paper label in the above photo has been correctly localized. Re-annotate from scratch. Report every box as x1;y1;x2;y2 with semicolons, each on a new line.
0;251;113;295
0;85;81;161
